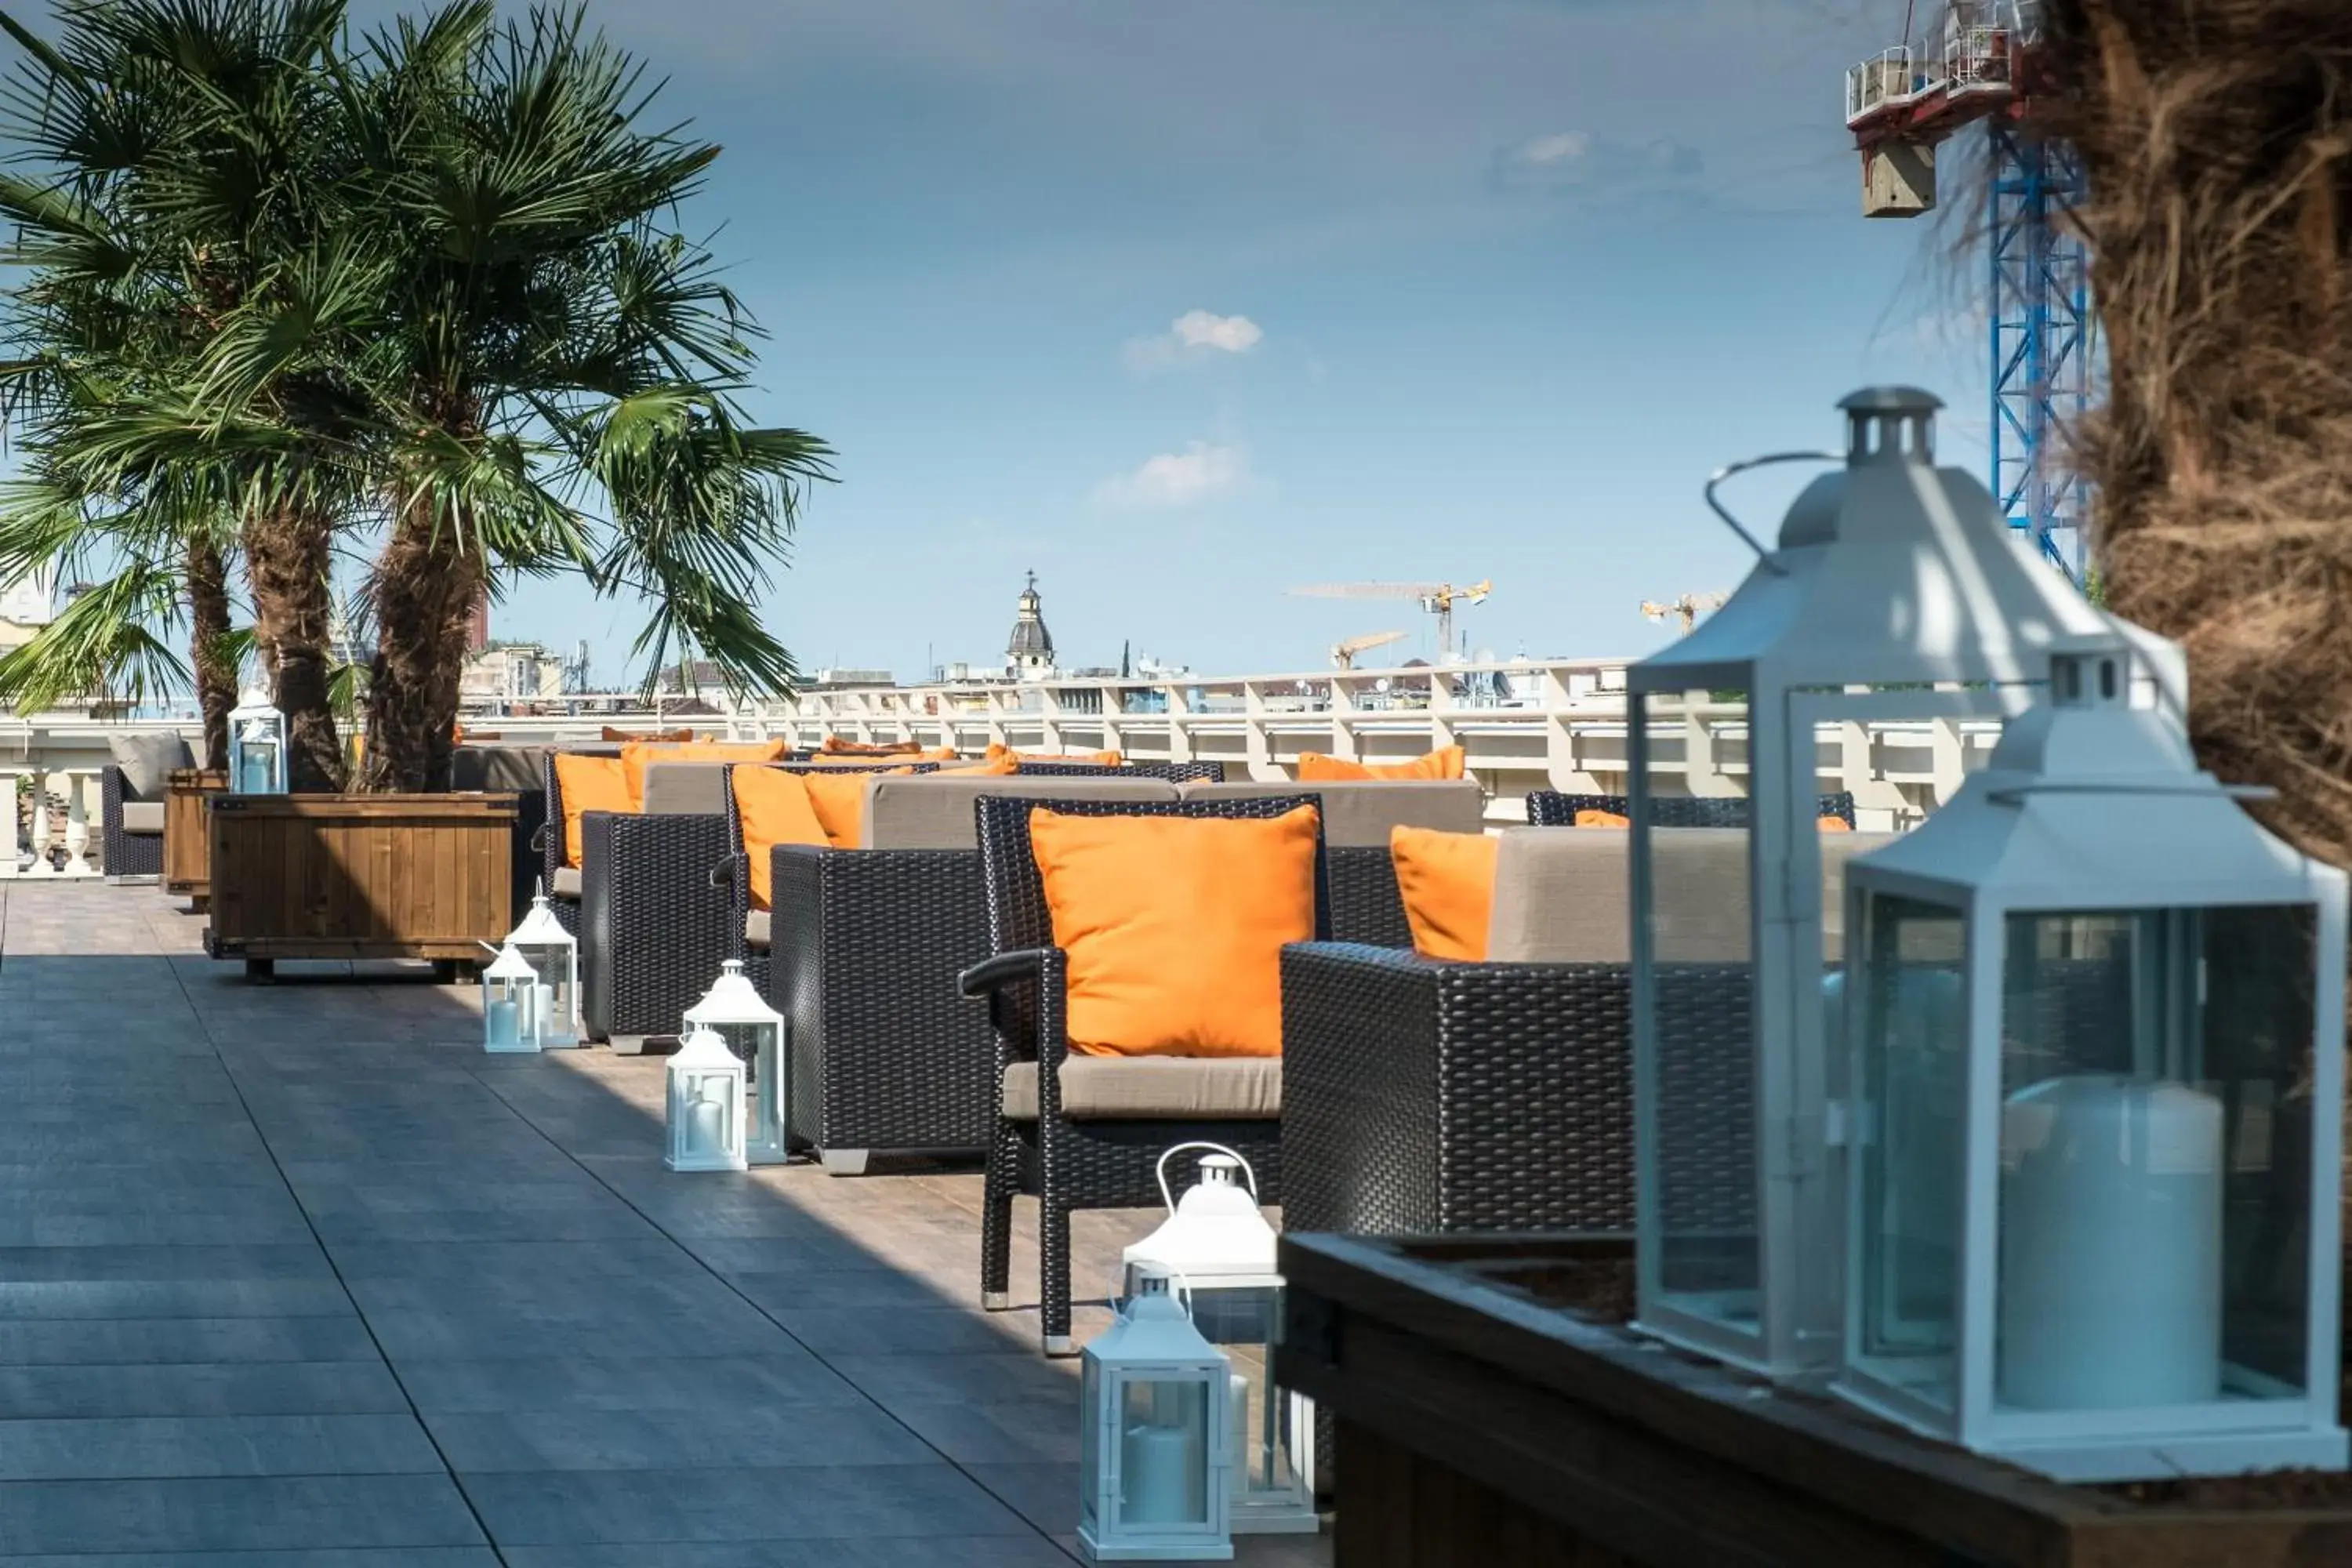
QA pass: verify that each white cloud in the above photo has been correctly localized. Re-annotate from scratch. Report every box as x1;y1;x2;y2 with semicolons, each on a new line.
1495;129;1704;200
1123;310;1264;372
1091;441;1250;510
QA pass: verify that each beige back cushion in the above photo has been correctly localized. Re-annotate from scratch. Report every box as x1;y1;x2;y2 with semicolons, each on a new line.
1486;827;1900;964
639;761;731;818
1179;779;1483;848
863;775;1182;851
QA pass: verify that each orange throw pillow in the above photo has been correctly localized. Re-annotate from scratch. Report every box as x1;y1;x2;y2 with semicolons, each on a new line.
936;753;1020;777
1819;815;1853;833
1390;826;1499;962
620;740;787;809
1297;745;1465;782
821;737;920;756
920;748;963;761
800;766;916;849
602;725;694;742
986;744;1123;767
1029;805;1319;1058
1573;809;1631;829
731;766;830;910
552;754;633;866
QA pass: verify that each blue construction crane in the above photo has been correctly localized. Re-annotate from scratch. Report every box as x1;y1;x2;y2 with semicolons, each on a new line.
1844;1;2092;583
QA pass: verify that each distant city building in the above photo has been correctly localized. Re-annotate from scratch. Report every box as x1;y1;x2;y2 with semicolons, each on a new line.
466;590;491;653
0;563;54;655
1006;572;1055;681
811;667;895;688
460;641;566;704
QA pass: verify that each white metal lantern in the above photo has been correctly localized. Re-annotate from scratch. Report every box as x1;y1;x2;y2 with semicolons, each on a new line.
1081;1268;1236;1563
503;887;579;1050
227;688;288;795
481;942;543;1054
664;1023;748;1174
1833;639;2347;1480
1120;1145;1316;1535
684;960;788;1165
1627;385;2188;1378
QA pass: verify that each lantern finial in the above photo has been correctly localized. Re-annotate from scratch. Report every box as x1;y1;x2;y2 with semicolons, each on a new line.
1836;385;1942;468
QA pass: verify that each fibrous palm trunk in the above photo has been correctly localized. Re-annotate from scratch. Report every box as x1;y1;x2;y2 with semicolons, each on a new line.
241;501;344;793
361;499;481;794
185;535;237;772
2036;0;2352;870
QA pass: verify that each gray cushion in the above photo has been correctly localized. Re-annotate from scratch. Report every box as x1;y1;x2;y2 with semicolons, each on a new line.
863;775;1181;851
119;801;165;835
552;866;582;899
1001;1056;1281;1121
1485;826;1899;964
1180;779;1484;847
451;746;557;793
641;762;730;817
745;909;770;951
107;733;195;802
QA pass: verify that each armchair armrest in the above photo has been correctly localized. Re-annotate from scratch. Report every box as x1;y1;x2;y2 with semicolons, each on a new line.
1280;942;1644;1236
958;948;1050;997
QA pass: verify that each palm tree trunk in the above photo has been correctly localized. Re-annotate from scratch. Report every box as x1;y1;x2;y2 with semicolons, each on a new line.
241;500;344;793
361;499;481;794
185;535;236;772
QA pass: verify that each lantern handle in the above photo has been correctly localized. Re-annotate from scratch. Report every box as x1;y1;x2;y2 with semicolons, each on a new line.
1155;1141;1258;1216
1702;450;1839;579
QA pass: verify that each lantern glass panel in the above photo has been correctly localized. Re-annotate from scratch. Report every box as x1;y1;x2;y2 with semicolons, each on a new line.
1636;688;1762;1326
1116;1377;1211;1529
1851;891;1968;1409
674;1069;739;1161
1185;1284;1305;1515
516;946;575;1044
1994;904;2316;1416
236;738;280;795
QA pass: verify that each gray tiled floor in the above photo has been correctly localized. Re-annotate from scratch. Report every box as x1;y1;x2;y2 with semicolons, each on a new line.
0;884;1330;1566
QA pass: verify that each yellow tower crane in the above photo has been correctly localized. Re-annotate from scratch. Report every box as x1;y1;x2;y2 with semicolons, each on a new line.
1640;591;1730;635
1288;579;1492;662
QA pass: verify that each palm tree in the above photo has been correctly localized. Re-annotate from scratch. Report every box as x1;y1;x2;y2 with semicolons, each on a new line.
316;2;829;789
0;0;358;789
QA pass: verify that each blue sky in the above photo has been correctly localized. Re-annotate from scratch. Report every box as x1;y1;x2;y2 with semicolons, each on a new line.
449;0;1987;681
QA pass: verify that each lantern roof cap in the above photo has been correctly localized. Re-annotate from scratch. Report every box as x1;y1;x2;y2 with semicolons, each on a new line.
229;687;280;717
669;1022;739;1069
1837;385;1943;414
1630;387;2186;710
1850;641;2343;906
506;891;574;946
684;959;782;1027
482;942;536;982
1122;1145;1278;1283
1090;1269;1229;1365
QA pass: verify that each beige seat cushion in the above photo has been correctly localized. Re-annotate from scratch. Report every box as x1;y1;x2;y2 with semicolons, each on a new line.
1001;1056;1282;1121
551;866;582;899
863;775;1181;851
639;761;732;817
745;909;770;951
119;802;165;835
1486;826;1899;964
1180;779;1483;847
451;745;558;793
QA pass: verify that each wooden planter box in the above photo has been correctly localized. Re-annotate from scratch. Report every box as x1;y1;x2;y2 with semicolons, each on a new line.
1277;1233;2352;1568
205;793;518;977
162;769;227;910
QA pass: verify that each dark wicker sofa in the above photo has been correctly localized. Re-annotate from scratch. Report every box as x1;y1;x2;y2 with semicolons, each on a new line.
1526;789;1857;828
960;792;1327;1354
100;766;168;881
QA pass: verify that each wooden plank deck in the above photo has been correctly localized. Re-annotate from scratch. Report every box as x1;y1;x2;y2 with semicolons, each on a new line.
0;883;1330;1566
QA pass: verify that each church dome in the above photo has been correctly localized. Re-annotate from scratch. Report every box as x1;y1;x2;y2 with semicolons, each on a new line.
1007;572;1054;668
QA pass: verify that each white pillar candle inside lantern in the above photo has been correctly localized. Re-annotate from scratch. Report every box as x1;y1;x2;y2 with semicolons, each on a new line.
1998;1076;2223;1410
1080;1268;1234;1563
503;886;579;1049
481;942;543;1054
664;1023;747;1173
226;688;288;795
1626;387;2184;1380
1833;638;2348;1482
1120;1145;1316;1535
683;960;788;1166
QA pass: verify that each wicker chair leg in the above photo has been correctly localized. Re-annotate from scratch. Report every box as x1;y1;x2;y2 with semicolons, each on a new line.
1040;1195;1076;1356
818;1149;869;1177
981;1126;1018;1311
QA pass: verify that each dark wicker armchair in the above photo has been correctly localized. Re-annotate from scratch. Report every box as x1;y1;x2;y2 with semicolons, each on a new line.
1011;760;1226;782
100;767;166;882
960;793;1324;1354
751;769;1180;1175
1525;789;1857;828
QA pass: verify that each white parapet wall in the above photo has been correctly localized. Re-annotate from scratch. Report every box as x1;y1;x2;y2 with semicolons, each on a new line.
1;656;1999;840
